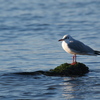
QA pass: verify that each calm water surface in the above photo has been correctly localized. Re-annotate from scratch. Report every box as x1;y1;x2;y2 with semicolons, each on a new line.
0;0;100;100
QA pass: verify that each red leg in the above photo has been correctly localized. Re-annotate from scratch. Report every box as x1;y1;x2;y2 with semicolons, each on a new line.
74;54;76;62
73;55;74;63
71;54;77;65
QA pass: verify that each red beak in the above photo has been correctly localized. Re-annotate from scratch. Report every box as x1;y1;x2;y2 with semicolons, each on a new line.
58;39;64;41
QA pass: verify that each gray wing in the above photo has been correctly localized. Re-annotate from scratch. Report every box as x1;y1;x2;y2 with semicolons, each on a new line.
68;40;94;55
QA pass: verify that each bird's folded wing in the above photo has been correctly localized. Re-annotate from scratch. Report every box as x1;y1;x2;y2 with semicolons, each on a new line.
68;40;94;55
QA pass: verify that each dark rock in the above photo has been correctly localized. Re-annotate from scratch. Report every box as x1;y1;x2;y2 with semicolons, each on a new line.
14;62;89;77
47;62;89;76
14;70;45;75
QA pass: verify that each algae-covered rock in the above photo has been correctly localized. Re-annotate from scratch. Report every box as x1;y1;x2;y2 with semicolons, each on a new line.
14;62;89;77
46;62;89;76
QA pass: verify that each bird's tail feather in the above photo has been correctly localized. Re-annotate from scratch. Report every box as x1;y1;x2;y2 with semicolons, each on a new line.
94;50;100;55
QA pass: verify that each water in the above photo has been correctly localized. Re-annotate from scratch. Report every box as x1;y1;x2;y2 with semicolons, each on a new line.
0;0;100;100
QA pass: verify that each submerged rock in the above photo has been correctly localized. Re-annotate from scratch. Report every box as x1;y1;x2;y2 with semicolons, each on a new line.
15;62;89;77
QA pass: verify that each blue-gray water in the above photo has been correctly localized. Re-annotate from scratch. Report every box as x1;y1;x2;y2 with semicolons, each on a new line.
0;0;100;100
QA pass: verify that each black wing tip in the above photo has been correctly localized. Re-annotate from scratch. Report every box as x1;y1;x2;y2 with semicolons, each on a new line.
94;51;100;55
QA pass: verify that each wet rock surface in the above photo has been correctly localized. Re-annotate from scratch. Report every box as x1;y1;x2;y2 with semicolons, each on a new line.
14;62;89;77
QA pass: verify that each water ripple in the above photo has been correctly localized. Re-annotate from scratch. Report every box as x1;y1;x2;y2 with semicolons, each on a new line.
0;0;100;100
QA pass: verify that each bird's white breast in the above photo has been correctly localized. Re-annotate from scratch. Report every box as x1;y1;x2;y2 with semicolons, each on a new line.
62;41;75;54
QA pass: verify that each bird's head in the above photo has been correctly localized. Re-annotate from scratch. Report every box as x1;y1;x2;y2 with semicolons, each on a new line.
58;35;73;42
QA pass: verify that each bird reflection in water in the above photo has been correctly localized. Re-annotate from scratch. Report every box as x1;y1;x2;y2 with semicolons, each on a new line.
61;77;85;100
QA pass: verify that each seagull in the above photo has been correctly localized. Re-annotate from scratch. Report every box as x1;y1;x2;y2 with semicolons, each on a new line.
58;35;100;65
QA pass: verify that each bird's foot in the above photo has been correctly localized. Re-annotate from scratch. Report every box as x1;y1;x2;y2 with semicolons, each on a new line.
71;62;77;65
